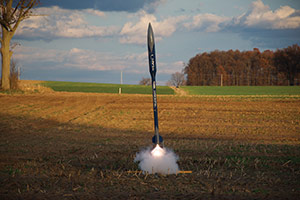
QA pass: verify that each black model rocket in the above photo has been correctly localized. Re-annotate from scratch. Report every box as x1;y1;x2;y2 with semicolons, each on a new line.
147;23;163;145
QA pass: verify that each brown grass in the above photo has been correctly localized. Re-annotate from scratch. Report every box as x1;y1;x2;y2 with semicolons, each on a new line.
18;80;54;93
9;61;19;90
0;92;299;199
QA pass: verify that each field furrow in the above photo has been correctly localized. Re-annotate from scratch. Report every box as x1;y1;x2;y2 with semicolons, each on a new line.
0;92;299;199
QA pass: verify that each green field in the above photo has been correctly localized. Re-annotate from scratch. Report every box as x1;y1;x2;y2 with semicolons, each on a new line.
43;81;174;95
42;81;300;96
182;86;300;96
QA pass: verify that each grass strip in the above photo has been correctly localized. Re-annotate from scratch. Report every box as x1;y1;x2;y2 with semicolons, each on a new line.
43;81;174;95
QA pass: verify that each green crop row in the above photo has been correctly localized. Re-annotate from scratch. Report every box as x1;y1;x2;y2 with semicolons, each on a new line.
42;81;300;96
42;81;174;95
181;86;300;96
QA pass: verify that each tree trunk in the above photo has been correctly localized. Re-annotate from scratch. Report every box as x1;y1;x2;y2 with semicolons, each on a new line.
288;73;295;86
1;27;13;90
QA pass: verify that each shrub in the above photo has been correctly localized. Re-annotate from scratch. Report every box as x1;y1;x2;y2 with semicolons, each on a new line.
10;59;20;90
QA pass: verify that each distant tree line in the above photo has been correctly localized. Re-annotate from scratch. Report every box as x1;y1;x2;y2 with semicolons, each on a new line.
184;44;300;86
139;77;151;85
167;72;186;88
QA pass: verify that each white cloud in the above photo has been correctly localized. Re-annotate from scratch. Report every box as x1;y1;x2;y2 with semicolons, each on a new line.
11;0;300;82
143;0;167;13
13;46;150;73
14;46;66;64
13;45;182;76
15;6;119;40
120;11;187;44
184;13;230;32
12;1;300;44
184;0;300;33
84;9;106;17
232;0;300;29
158;60;184;74
65;48;127;71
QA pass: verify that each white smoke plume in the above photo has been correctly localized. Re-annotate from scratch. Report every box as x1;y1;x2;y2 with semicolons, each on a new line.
134;144;180;174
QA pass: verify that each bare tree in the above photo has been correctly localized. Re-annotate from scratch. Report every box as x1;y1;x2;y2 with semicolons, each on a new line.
1;0;39;90
139;77;151;85
169;72;185;88
10;58;19;89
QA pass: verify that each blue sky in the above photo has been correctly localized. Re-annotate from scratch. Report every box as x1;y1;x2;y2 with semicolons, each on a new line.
11;0;300;85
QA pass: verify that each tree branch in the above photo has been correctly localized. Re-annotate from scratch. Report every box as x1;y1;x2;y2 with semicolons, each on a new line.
11;0;39;34
11;1;22;18
0;18;9;31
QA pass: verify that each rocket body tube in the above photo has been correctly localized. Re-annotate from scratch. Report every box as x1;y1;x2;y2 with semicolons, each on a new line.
147;23;163;145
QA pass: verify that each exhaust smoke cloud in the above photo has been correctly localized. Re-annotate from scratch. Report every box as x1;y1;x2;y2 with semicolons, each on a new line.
134;144;180;174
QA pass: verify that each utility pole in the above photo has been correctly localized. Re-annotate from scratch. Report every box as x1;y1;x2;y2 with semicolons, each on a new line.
119;70;123;94
120;70;123;85
220;74;223;87
18;67;21;80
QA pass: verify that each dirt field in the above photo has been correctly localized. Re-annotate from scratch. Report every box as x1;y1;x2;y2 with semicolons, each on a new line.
0;91;299;199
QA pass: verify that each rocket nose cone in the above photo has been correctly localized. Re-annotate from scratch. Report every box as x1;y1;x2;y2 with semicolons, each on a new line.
148;23;155;52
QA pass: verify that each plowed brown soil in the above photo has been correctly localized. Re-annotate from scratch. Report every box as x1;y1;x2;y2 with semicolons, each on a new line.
0;92;299;199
